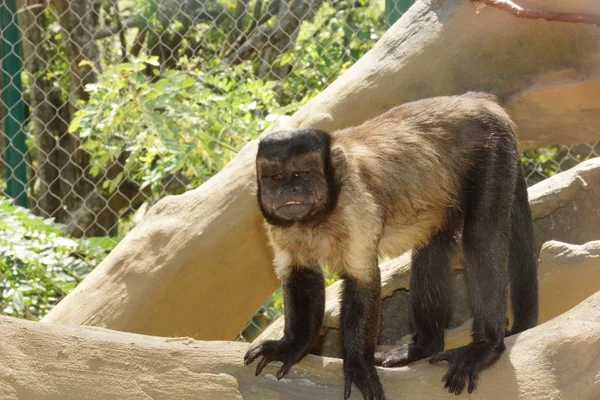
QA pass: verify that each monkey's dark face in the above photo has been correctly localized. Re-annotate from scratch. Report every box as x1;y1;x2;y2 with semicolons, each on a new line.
256;129;337;226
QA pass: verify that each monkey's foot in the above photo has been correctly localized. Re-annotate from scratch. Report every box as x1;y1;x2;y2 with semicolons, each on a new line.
374;343;436;367
243;339;309;380
429;341;505;395
344;360;385;400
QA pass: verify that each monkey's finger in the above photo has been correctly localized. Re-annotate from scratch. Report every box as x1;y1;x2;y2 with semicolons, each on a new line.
344;376;352;400
244;347;262;365
373;381;386;400
365;383;384;400
448;363;469;395
362;387;372;400
276;362;292;380
450;371;467;396
364;384;377;400
255;356;271;376
243;349;254;364
353;380;368;400
442;363;458;389
467;372;478;394
447;377;462;395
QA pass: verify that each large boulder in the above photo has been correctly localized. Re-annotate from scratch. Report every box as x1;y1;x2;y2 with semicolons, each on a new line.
538;240;600;323
529;158;600;255
2;290;600;399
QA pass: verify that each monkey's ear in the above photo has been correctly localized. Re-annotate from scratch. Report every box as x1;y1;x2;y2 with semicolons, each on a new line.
330;144;347;182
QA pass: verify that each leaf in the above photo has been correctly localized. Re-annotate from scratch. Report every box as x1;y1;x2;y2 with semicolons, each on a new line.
12;290;25;312
278;53;293;66
79;128;92;138
181;76;195;88
146;56;160;66
78;59;94;68
68;115;82;133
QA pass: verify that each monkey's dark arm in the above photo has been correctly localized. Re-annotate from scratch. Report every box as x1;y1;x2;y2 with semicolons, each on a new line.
341;259;385;400
244;266;325;379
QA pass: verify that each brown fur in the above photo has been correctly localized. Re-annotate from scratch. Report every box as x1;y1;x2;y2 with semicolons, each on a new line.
250;92;532;399
266;93;517;283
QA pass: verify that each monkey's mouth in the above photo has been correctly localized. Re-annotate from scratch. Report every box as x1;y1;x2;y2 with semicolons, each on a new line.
281;200;304;206
274;199;313;219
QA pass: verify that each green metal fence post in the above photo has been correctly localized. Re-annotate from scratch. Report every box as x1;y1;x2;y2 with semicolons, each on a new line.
1;0;28;208
385;0;415;28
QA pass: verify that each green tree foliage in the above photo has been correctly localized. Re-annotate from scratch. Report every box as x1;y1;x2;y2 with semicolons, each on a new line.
70;58;285;193
69;1;384;196
277;1;383;104
0;197;111;319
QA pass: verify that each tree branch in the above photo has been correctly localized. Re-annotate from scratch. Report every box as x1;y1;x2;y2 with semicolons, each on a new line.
221;0;280;59
225;0;251;48
220;0;325;66
109;0;128;61
93;15;147;40
130;28;147;57
472;0;600;26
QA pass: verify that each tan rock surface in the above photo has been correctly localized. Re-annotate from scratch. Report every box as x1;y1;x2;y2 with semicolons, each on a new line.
538;240;600;324
3;291;600;399
530;158;600;254
44;0;600;340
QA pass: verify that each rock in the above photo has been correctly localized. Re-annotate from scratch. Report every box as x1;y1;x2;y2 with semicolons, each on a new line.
538;240;600;324
530;158;600;256
3;290;600;399
377;289;411;346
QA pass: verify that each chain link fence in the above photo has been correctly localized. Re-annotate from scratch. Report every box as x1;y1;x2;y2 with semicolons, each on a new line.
1;0;598;340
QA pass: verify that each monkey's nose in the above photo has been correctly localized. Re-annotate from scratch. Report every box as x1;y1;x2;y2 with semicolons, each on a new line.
290;185;302;193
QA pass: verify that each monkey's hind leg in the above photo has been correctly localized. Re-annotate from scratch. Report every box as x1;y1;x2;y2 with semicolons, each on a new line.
430;143;516;395
375;215;456;368
244;266;325;379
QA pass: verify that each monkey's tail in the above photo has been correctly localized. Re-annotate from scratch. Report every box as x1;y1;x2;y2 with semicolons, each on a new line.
506;165;539;336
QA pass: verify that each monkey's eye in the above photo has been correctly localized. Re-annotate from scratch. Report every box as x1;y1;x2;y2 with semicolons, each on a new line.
293;171;308;178
272;174;283;180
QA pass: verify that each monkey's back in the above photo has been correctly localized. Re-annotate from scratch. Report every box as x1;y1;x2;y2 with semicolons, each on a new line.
331;93;519;256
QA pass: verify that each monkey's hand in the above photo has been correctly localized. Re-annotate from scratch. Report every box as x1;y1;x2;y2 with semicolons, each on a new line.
344;361;385;400
243;339;309;380
428;341;504;395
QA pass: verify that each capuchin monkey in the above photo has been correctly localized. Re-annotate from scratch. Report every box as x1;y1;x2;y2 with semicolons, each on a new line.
244;92;538;399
